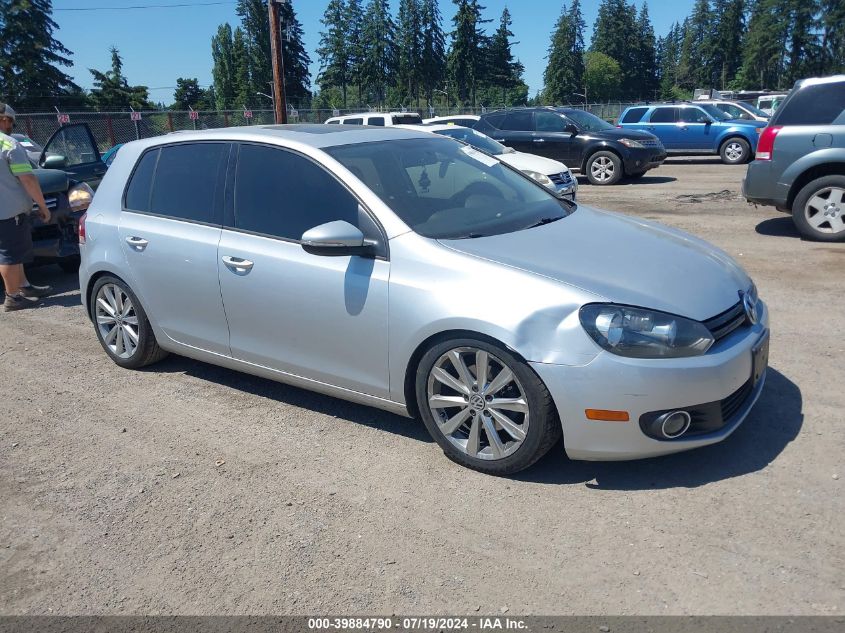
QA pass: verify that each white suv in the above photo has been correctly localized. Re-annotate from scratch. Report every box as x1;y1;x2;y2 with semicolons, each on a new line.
324;112;423;126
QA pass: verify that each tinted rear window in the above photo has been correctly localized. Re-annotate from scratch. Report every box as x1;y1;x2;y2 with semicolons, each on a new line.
650;107;678;123
368;116;385;126
148;143;228;224
343;118;363;125
393;114;423;125
501;112;533;131
621;107;648;123
124;149;158;212
774;82;845;126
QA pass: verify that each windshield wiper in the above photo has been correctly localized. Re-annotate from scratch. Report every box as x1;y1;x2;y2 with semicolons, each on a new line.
525;215;564;229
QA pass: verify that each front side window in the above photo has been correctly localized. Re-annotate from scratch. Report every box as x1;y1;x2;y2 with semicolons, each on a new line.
563;110;615;131
147;143;228;223
535;112;567;132
326;137;571;240
233;144;359;241
679;107;711;123
483;113;507;129
716;103;746;119
650;107;678;123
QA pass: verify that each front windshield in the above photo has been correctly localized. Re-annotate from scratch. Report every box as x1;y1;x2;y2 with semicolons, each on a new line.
433;127;507;156
563;110;615;131
699;104;731;120
739;102;769;117
326;137;571;240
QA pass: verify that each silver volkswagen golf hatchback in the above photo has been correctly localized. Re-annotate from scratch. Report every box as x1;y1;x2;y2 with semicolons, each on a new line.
80;125;769;474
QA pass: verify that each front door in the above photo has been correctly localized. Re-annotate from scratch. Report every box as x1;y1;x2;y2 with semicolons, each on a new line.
41;123;107;188
217;143;391;399
677;107;715;150
533;111;577;165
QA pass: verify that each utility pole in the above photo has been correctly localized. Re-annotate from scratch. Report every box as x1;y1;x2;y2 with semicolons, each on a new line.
268;0;287;124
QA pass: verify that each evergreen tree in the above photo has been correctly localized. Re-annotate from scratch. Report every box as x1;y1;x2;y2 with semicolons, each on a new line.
485;7;523;107
360;0;397;105
211;23;237;110
820;0;845;74
419;0;446;106
317;0;352;108
347;0;366;104
172;78;204;110
279;1;312;105
0;0;81;111
658;22;682;98
677;0;715;89
447;0;490;107
784;0;819;84
734;0;789;89
236;0;271;100
590;0;639;98
711;0;745;89
543;1;585;104
232;26;252;107
635;3;658;101
396;0;424;105
88;47;152;111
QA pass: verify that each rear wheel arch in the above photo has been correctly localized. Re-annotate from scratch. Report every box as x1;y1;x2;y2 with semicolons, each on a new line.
786;162;845;209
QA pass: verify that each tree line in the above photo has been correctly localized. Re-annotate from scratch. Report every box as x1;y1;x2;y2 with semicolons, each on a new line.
0;0;843;114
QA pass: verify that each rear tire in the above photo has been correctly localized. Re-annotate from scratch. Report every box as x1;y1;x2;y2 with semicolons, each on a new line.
719;137;751;165
90;276;168;369
415;337;561;475
791;175;845;242
585;151;623;185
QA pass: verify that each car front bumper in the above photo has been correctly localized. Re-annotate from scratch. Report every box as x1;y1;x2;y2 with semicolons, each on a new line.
531;300;769;461
621;146;667;173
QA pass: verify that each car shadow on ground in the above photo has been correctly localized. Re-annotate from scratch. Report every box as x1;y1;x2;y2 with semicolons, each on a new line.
663;157;725;165
150;355;434;444
575;175;678;186
756;216;802;239
515;367;802;489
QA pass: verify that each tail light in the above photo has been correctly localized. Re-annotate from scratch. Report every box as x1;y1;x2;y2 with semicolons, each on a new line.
78;212;87;244
755;125;782;161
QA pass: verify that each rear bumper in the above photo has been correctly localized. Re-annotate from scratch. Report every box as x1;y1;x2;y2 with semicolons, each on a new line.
532;301;769;461
743;162;790;208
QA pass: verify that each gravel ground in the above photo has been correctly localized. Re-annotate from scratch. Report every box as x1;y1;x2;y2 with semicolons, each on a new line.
1;157;843;616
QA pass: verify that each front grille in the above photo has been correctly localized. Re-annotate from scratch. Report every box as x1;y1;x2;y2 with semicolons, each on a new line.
639;377;756;440
549;171;573;186
31;196;58;213
640;139;662;148
704;300;748;342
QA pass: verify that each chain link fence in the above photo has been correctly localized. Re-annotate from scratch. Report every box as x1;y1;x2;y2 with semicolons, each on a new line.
18;103;645;152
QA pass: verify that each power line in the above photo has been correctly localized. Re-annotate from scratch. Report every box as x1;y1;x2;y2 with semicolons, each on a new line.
55;1;235;11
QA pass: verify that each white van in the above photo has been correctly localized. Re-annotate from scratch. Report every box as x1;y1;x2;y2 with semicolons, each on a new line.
756;94;788;116
324;112;423;126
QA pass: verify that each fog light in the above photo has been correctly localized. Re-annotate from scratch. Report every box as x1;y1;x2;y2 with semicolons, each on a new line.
654;410;691;439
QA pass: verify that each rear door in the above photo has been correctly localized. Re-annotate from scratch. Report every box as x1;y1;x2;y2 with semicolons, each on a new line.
533;111;577;165
646;107;681;149
118;142;232;356
488;111;536;153
40;123;107;188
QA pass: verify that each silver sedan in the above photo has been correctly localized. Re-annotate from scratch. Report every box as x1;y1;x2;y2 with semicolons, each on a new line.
80;125;769;474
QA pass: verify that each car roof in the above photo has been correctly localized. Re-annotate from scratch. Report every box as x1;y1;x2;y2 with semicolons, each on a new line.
134;124;434;151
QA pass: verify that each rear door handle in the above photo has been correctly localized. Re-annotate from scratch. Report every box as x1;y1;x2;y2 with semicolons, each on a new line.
532;138;546;143
222;255;254;275
125;236;149;251
493;138;505;142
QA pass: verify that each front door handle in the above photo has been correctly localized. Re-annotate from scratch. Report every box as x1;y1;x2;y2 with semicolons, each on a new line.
222;255;254;275
532;138;546;143
125;236;149;251
493;138;505;142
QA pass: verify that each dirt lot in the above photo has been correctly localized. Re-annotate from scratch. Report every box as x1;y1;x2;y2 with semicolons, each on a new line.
1;157;843;616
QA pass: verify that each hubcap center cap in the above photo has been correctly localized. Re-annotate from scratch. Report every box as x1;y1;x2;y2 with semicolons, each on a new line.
824;203;841;217
469;394;485;410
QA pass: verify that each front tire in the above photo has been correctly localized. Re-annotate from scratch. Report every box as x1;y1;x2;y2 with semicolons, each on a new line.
585;151;623;185
719;137;751;165
791;175;845;242
415;338;561;475
90;276;168;369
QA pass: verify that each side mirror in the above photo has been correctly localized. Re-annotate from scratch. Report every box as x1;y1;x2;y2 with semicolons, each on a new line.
564;123;579;135
301;220;375;257
42;154;67;169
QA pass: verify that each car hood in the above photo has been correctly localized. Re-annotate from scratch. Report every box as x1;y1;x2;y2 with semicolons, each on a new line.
498;151;568;176
33;168;70;195
439;206;750;321
591;127;658;142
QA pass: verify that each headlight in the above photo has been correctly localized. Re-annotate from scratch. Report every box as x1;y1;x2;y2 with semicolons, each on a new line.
619;138;645;148
579;304;714;358
68;182;94;211
523;170;554;187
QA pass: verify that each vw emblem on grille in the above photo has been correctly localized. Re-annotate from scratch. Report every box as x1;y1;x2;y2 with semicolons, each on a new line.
741;290;758;325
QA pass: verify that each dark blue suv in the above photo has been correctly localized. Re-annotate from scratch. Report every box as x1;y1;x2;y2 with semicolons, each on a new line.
618;103;767;164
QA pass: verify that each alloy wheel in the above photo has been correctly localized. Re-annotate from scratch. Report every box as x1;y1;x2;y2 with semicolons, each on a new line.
804;187;845;234
725;141;745;162
590;156;615;182
426;347;530;461
95;283;140;359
